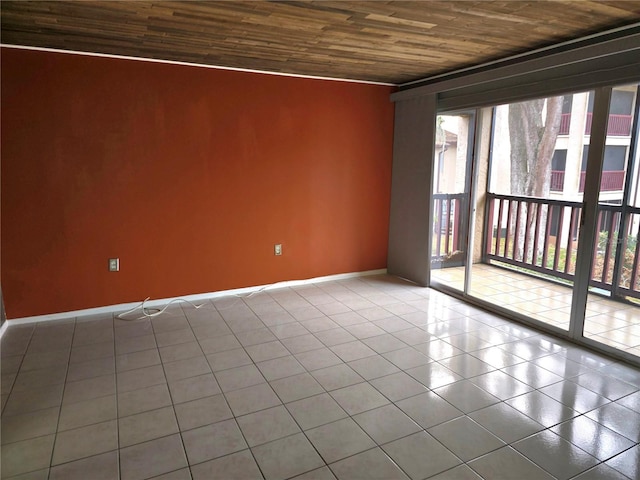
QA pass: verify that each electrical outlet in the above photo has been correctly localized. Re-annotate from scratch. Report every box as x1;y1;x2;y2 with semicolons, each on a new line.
274;244;282;256
108;258;120;272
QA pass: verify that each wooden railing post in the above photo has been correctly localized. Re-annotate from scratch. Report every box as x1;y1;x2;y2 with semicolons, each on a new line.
453;199;461;251
485;195;495;260
434;197;442;258
481;194;640;300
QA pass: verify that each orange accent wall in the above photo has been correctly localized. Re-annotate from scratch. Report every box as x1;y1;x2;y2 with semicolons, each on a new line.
1;48;394;318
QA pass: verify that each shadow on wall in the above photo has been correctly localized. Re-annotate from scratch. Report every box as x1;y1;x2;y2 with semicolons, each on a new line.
1;48;394;318
1;287;5;328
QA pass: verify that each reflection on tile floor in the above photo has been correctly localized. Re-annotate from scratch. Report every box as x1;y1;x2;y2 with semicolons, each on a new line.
1;274;639;479
432;264;640;357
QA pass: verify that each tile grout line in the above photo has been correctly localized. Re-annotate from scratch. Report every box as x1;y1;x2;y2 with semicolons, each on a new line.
108;313;122;480
186;298;268;479
148;307;195;479
2;275;638;480
47;317;76;479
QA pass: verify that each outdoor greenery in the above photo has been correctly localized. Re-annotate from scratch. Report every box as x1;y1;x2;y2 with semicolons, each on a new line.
593;231;639;289
485;232;639;292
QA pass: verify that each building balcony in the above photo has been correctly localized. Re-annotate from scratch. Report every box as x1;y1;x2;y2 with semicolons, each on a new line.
559;113;633;136
550;170;625;193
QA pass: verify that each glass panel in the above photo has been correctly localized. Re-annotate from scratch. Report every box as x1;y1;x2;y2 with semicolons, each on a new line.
430;114;474;292
583;83;640;357
469;93;594;330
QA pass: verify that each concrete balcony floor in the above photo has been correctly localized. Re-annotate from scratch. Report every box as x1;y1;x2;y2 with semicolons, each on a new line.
431;263;640;357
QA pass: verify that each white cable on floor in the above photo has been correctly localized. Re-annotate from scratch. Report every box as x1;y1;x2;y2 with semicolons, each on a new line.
211;281;289;311
115;297;205;321
115;280;292;320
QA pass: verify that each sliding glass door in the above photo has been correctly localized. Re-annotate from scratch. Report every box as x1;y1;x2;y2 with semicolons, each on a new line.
430;83;640;361
470;93;592;331
430;113;475;294
582;83;640;357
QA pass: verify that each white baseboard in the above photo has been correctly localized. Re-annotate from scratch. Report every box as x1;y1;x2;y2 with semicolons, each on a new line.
3;269;387;328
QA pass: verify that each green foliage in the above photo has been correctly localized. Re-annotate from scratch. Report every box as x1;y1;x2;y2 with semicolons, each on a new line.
490;231;638;291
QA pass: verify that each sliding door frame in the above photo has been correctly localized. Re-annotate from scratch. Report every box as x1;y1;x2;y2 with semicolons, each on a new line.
429;110;477;295
568;87;611;340
389;25;640;365
431;87;640;366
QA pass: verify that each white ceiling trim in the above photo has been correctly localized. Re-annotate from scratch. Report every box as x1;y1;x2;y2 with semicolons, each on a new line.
0;43;396;87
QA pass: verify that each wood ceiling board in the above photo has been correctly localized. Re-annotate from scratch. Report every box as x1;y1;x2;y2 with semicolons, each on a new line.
2;1;640;84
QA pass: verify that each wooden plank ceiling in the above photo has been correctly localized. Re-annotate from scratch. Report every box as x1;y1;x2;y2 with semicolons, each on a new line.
2;1;640;84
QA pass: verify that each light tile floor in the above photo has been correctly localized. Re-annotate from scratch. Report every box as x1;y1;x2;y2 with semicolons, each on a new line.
432;264;640;357
1;274;639;479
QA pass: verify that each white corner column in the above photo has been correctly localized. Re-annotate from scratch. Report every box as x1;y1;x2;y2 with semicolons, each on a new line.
387;94;436;286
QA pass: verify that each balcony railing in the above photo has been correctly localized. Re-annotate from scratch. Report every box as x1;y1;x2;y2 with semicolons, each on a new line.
550;171;565;191
550;170;625;192
484;193;640;299
559;113;633;136
433;193;466;260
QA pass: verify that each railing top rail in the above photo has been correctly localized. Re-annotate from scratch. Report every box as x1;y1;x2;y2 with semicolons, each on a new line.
487;193;636;211
597;203;625;210
623;205;640;215
487;192;583;208
433;192;467;200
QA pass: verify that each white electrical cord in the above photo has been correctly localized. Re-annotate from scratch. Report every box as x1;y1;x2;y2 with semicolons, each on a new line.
115;297;205;321
115;280;292;321
211;281;290;311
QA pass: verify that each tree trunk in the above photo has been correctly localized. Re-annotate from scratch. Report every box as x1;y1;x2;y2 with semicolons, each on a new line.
531;97;563;197
508;96;563;261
